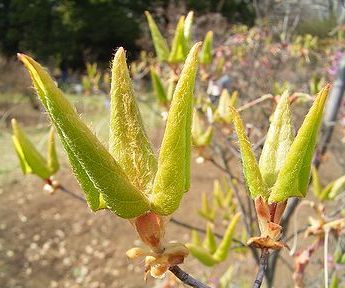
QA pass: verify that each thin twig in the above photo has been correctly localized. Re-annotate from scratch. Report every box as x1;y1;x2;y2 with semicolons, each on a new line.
58;184;248;248
59;185;86;202
215;145;251;232
237;94;274;112
253;249;269;288
324;228;330;288
285;225;308;242
213;144;260;264
278;254;293;272
170;218;246;247
169;265;211;288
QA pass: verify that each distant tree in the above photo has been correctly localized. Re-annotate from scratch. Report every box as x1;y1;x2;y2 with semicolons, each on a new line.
186;0;254;24
0;0;255;68
0;0;150;67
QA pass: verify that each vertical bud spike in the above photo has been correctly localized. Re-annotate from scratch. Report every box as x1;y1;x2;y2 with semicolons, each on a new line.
110;48;157;193
151;43;201;215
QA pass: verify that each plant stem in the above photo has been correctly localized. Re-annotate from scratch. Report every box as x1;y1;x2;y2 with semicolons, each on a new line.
237;94;273;112
59;185;86;202
169;265;211;288
253;249;270;288
170;217;246;247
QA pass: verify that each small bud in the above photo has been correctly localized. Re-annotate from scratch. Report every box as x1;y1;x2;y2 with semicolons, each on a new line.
43;184;55;195
133;212;165;252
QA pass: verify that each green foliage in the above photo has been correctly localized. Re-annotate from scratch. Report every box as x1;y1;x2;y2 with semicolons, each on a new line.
213;179;237;217
334;240;345;264
11;119;59;179
145;10;206;64
212;213;240;262
269;85;330;202
330;274;340;288
231;85;330;203
259;92;294;189
219;266;234;288
192;111;213;147
312;166;345;201
200;31;213;65
309;75;326;96
184;11;194;50
47;127;60;175
230;106;269;200
151;43;201;215
187;213;240;266
198;179;237;222
272;81;293;96
198;192;216;221
110;48;158;194
19;43;201;218
214;90;238;124
19;53;150;216
145;11;170;61
150;67;168;105
203;224;217;254
169;16;187;63
82;62;101;94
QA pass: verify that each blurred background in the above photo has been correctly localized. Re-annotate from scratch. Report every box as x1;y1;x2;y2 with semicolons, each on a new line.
1;0;345;287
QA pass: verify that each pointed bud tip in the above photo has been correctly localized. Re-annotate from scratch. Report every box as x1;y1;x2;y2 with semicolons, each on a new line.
318;83;331;96
192;42;203;52
116;47;125;55
17;53;33;67
11;118;18;130
113;47;126;66
315;83;331;103
17;53;25;61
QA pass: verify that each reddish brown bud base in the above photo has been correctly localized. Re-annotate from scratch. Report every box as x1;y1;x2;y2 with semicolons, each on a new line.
134;212;165;252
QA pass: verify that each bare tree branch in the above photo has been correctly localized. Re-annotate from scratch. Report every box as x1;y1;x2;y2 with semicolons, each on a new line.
169;265;211;288
59;185;86;202
253;249;270;288
170;218;246;247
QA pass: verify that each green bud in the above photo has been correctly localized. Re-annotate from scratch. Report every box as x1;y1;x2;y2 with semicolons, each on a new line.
259;91;294;188
269;85;330;202
151;43;201;215
11;119;50;179
200;31;213;65
230;107;269;199
19;53;150;216
145;11;170;61
110;48;157;193
169;16;187;63
150;67;168;105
